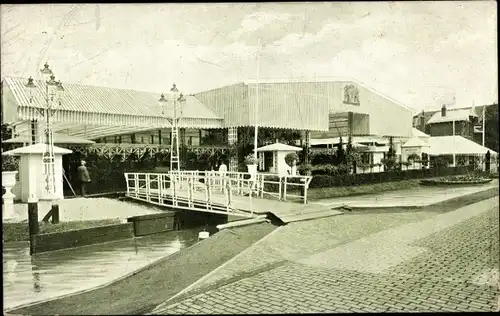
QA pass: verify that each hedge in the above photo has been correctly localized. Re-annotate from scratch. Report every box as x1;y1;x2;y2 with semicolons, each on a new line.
309;166;474;188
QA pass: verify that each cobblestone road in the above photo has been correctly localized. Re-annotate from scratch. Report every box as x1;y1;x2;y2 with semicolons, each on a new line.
153;198;499;314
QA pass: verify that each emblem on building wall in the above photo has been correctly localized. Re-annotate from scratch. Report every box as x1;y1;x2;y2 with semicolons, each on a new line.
343;84;360;105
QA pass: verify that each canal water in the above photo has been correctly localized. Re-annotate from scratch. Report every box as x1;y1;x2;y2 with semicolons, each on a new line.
2;229;201;310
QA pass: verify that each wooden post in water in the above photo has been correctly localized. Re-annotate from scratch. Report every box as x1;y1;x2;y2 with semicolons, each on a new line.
28;200;39;255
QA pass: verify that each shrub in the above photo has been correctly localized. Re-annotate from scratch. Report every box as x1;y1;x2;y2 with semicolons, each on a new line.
1;154;19;172
309;166;472;188
381;156;397;171
298;163;312;175
311;164;338;176
284;152;299;167
407;153;420;162
244;154;259;165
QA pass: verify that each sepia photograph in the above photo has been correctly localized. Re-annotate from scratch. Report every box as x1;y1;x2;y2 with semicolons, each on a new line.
1;1;498;314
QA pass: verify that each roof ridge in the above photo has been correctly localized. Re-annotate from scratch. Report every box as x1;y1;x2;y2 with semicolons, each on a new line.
3;75;163;96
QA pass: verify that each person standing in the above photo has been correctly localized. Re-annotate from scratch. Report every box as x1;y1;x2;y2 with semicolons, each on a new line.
77;160;91;197
218;161;227;191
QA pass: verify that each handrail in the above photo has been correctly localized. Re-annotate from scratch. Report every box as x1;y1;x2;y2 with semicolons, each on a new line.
124;170;312;216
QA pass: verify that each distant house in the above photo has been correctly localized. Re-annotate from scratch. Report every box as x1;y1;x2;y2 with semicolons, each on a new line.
413;105;487;141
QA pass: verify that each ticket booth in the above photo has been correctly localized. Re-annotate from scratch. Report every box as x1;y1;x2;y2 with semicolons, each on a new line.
2;143;72;202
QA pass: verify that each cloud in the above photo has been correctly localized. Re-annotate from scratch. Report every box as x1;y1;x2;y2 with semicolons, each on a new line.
230;11;297;39
1;3;497;109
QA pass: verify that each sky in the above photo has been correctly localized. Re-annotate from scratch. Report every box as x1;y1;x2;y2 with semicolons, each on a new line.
1;2;497;112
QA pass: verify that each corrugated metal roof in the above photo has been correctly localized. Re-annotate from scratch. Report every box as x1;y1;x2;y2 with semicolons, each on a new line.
194;82;331;131
427;108;476;124
3;77;222;120
4;133;95;144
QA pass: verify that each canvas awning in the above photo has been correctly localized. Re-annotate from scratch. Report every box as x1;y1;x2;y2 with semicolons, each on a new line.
257;143;303;152
402;137;430;148
427;136;497;156
311;136;386;146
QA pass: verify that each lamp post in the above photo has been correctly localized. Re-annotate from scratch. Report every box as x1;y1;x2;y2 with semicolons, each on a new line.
158;83;186;174
25;62;65;227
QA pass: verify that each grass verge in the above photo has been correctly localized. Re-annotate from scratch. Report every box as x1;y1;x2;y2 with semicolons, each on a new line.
2;219;122;243
307;179;421;200
8;222;276;315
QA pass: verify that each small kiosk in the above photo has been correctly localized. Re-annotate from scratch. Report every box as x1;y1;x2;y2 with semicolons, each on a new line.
256;142;303;176
2;143;72;203
401;137;430;169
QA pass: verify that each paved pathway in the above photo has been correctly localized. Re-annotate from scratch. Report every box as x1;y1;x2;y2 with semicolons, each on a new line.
153;198;499;314
314;180;498;208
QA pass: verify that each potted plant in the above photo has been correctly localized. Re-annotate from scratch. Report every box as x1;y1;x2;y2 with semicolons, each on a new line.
2;154;19;187
244;154;259;180
285;152;299;176
2;154;19;219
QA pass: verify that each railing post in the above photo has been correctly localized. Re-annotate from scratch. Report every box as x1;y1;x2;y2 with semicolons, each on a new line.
303;177;311;204
260;176;264;198
134;173;139;198
226;181;232;213
283;176;287;201
248;180;253;216
278;176;283;201
188;176;193;208
206;174;212;209
146;174;151;202
172;173;178;207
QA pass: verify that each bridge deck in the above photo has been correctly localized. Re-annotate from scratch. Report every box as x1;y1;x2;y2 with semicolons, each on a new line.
128;187;343;224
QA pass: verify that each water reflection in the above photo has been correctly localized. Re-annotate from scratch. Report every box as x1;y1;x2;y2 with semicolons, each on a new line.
3;229;200;310
31;257;41;292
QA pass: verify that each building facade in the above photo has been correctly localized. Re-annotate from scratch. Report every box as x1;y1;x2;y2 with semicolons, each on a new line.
2;77;416;172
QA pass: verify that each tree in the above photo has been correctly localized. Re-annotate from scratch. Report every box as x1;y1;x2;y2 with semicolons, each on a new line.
484;103;499;152
382;136;397;171
336;137;345;165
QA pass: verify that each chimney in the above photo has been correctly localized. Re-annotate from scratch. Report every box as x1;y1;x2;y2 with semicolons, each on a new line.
419;111;425;131
441;104;446;117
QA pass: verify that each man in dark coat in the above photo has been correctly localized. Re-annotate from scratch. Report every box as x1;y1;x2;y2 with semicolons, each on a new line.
77;160;91;197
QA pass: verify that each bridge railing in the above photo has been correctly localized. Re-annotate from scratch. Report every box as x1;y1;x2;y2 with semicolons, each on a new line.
172;170;312;204
124;170;312;215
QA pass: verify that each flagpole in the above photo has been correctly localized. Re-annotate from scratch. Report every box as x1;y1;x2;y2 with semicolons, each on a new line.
482;104;486;147
452;117;456;166
253;38;260;160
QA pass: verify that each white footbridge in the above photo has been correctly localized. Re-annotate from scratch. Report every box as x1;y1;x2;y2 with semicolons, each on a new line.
124;171;344;223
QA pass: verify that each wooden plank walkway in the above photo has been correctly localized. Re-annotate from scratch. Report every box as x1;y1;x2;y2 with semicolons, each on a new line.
128;187;343;224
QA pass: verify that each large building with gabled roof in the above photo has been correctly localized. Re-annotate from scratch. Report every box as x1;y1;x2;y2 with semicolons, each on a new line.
2;76;415;170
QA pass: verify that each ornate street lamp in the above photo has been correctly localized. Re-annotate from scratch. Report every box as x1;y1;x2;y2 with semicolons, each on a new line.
158;83;186;174
24;62;65;198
